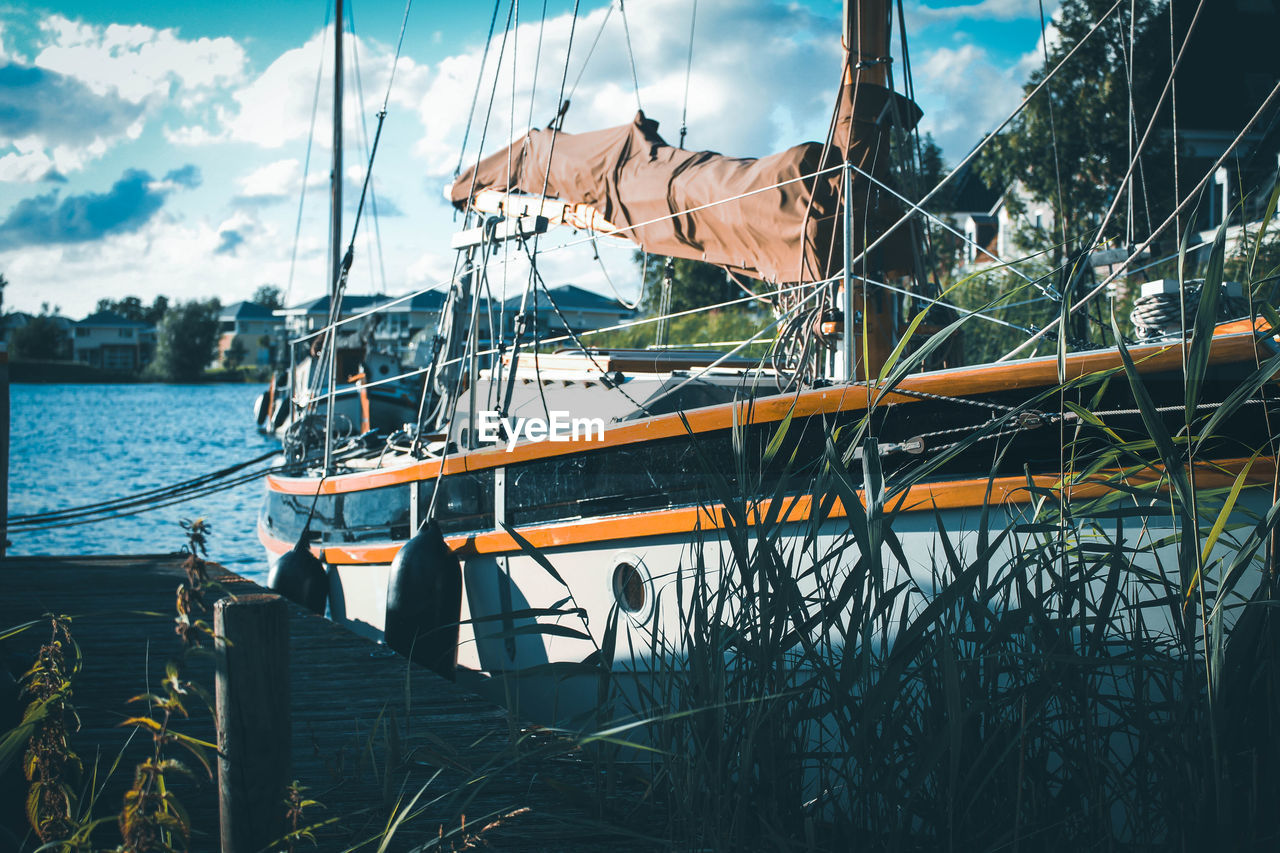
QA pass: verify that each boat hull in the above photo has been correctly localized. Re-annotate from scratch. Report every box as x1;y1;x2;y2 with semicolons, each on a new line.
260;326;1280;723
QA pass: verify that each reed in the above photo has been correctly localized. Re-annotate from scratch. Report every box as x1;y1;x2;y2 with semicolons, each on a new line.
552;203;1280;850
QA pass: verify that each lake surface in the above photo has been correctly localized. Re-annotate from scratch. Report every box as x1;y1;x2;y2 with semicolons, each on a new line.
9;383;279;584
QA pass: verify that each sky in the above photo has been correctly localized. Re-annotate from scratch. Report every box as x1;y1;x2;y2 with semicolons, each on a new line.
0;0;1058;319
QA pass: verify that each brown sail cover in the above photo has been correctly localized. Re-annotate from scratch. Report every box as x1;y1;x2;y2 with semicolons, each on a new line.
450;82;920;284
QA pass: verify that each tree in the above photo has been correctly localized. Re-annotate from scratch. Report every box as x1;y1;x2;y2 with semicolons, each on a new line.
252;285;284;311
909;133;965;276
583;252;770;351
94;295;169;326
148;298;221;381
977;0;1171;260
9;305;71;361
95;296;146;322
144;296;168;326
637;253;746;316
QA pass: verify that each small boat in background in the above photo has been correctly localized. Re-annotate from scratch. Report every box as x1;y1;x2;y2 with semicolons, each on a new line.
254;332;421;446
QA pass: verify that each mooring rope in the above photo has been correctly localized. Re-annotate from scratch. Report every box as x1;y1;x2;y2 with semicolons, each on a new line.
7;450;283;532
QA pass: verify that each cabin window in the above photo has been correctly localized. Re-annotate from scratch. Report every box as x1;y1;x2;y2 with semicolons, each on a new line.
265;491;339;543
340;485;411;541
505;434;716;526
418;470;495;534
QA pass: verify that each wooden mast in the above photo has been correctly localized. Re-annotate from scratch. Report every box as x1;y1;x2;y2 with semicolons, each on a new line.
331;0;343;295
841;0;896;381
324;0;344;474
844;0;889;87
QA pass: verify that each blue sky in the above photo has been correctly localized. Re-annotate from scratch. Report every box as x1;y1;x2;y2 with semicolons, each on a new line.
0;0;1057;318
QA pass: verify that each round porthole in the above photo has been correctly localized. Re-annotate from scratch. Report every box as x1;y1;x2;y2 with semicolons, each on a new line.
612;562;646;613
610;554;654;623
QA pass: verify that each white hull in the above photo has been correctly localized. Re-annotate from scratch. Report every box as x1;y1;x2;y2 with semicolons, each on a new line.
321;492;1272;725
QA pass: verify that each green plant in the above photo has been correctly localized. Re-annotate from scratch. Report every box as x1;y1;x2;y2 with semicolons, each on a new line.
18;615;83;846
278;780;322;852
522;213;1280;849
116;662;214;853
116;519;223;852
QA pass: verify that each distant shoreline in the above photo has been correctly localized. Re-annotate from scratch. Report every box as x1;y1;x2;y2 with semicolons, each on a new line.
9;359;270;384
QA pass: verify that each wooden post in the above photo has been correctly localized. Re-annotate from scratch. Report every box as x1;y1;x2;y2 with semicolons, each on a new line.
1;341;8;561
215;594;290;853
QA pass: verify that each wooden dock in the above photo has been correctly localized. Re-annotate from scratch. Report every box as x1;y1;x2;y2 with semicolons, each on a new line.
1;555;653;852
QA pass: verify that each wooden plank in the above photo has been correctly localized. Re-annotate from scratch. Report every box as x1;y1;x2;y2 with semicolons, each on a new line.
0;556;643;851
0;342;7;561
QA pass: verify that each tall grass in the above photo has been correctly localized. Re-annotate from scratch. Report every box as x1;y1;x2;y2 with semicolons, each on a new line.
555;209;1280;850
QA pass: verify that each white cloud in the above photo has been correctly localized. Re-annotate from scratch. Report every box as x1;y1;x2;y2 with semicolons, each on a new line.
0;210;305;317
0;15;248;182
164;123;225;146
912;43;1027;158
238;158;304;198
219;30;430;150
404;251;454;292
0;150;55;182
910;0;1059;24
412;0;844;177
34;15;246;105
1015;20;1060;81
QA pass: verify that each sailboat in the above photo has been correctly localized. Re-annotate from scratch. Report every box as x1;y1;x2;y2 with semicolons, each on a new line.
254;321;423;444
262;0;1280;723
250;2;423;446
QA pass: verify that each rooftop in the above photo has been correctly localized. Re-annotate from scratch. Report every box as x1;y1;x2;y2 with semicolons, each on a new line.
220;300;279;320
76;310;150;328
279;290;449;316
503;284;633;313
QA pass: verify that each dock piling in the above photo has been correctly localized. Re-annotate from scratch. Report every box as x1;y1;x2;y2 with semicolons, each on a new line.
215;593;290;853
1;341;8;560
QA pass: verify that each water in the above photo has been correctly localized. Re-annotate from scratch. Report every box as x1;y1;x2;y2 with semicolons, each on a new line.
9;383;279;584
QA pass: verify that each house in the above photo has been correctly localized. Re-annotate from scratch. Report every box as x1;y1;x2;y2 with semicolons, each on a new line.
1161;0;1280;235
501;284;635;341
216;301;285;366
942;156;1055;272
72;310;150;371
275;285;631;368
939;1;1279;274
276;291;449;357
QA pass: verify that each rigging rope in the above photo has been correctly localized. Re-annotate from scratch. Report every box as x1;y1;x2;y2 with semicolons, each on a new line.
1085;0;1206;278
849;0;1127;280
1036;0;1069;250
494;0;582;425
590;234;642;310
285;2;332;309
675;0;696;147
1002;77;1280;362
567;2;614;102
456;0;506;178
618;0;643;114
7;450;283;532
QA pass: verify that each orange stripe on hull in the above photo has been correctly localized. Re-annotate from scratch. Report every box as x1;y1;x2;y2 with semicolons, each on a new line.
258;456;1277;565
265;330;1274;497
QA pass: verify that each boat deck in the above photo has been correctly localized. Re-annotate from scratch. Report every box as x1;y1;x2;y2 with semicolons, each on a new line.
0;555;650;851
